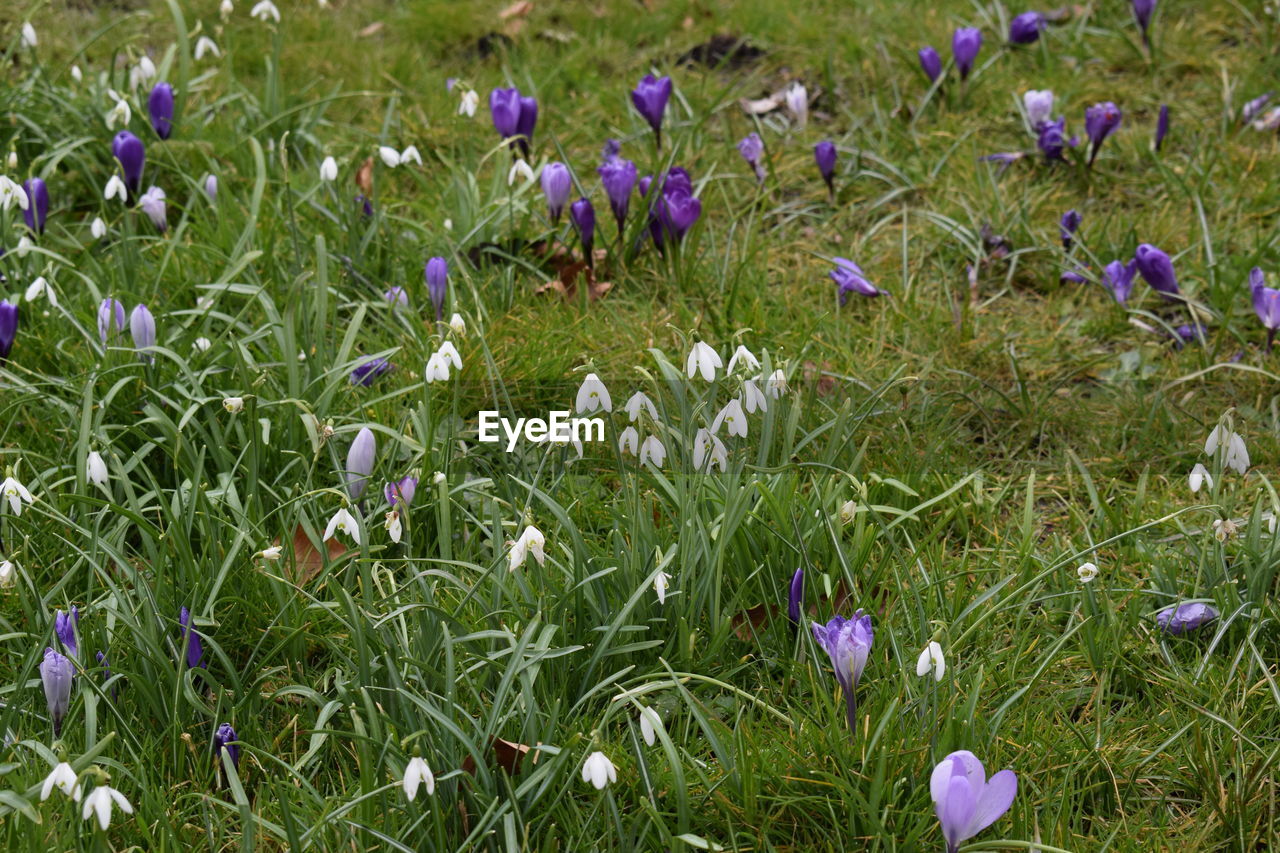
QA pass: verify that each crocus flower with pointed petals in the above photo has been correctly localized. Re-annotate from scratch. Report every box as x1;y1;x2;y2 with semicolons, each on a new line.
41;647;73;736
81;784;132;831
830;258;884;303
916;641;946;681
1103;258;1138;304
1242;92;1272;124
1248;266;1280;351
148;82;174;139
0;300;16;363
1036;116;1070;161
570;198;595;263
1155;104;1169;151
212;723;240;771
1060;209;1081;249
403;756;435;800
811;610;874;730
1132;0;1155;44
21;178;48;234
55;607;79;659
931;751;1017;853
737;133;766;183
345;427;376;499
350;357;391;387
631;74;673;146
384;286;408;308
541;162;572;223
686;341;722;381
1024;90;1054;129
581;751;617;789
385;475;417;507
425;257;447;322
951;28;982;80
1084;102;1122;166
598;147;637;236
1155;601;1217;634
1008;11;1045;44
919;46;943;83
139;186;167;231
111;131;145;196
814;141;837;196
787;568;804;625
98;299;126;343
1133;243;1179;300
178;607;205;669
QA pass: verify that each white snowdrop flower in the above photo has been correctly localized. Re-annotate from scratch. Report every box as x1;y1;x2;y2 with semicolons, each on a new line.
250;1;281;23
323;507;361;545
319;156;338;182
618;426;639;455
1204;425;1224;455
437;341;462;370
1;477;34;516
24;277;55;306
448;313;466;337
742;379;768;414
129;56;156;89
1226;433;1250;475
459;89;479;117
432;471;447;484
41;762;81;802
763;369;788;398
91;216;107;239
653;570;671;604
220;0;234;19
839;499;858;525
784;82;808;126
1213;518;1239;542
81;785;132;830
581;751;617;790
399;145;421;166
1077;562;1098;583
685;341;722;382
639;435;666;467
711;398;747;438
104;175;127;202
638;706;661;746
443;218;453;231
385;510;403;544
915;641;946;682
193;337;212;352
424;351;452;382
402;757;435;800
194;36;221;61
508;525;546;571
507;159;534;186
4;151;15;169
1188;463;1212;494
86;451;109;487
625;392;657;422
15;235;33;258
726;345;760;374
257;545;283;560
196;296;216;311
0;177;29;211
1023;89;1054;128
575;373;612;414
106;95;131;129
0;560;14;587
378;146;402;168
692;428;727;472
21;23;37;48
223;397;244;413
70;65;82;84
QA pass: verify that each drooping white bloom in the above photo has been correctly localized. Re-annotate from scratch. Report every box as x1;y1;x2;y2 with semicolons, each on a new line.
24;277;57;307
653;570;671;604
319;156;338;182
106;94;131;129
448;313;466;336
0;176;29;211
1213;518;1239;542
0;560;14;587
21;23;37;48
692;428;727;472
639;435;666;467
399;145;422;166
385;510;402;544
194;36;221;60
223;397;245;414
193;337;212;352
784;82;808;127
508;525;546;571
625;392;657;422
685;342;722;382
70;65;82;84
507;159;534;186
250;0;281;23
103;175;127;202
378;146;401;168
711;398;747;438
15;235;33;258
575;373;612;414
581;751;617;790
323;507;361;545
424;351;452;382
1188;463;1212;494
41;762;81;802
459;89;479;117
128;56;156;90
257;545;283;560
1204;425;1226;455
742;380;768;414
402;756;435;800
839;499;858;525
1;477;34;516
81;785;132;830
437;341;462;370
220;0;234;19
1023;89;1054;128
726;345;760;374
618;426;639;455
5;151;15;169
638;706;660;746
1225;433;1250;475
763;369;788;398
915;641;946;682
86;451;109;487
1077;562;1098;583
90;217;107;239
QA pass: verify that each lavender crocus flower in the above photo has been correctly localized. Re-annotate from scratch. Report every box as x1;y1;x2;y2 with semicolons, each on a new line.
22;178;48;234
345;427;376;499
811;610;873;730
787;568;804;625
55;607;79;659
40;647;73;736
139;186;167;231
598;147;637;236
931;751;1018;853
1008;11;1044;44
350;357;392;386
1242;92;1273;124
178;606;205;669
385;475;418;506
737;133;765;183
1132;0;1155;44
919;46;943;82
631;74;673;147
541;162;572;223
814;141;837;196
1170;323;1208;348
98;298;126;343
1104;258;1138;304
0;300;16;363
425;256;447;322
212;722;240;771
148;82;175;139
204;174;218;201
1249;267;1280;351
129;304;155;361
111;131;145;197
1133;243;1180;300
655;168;702;246
951;28;982;80
1154;104;1169;151
570;197;595;263
830;258;884;304
1155;601;1218;634
1059;209;1081;249
1084;102;1122;166
981;152;1024;172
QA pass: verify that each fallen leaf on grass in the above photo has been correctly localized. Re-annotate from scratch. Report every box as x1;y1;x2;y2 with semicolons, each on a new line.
274;524;349;585
499;0;533;19
357;22;384;38
461;737;538;775
355;157;374;197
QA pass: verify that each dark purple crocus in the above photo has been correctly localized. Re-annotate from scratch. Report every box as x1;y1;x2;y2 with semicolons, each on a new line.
425;256;447;322
952;28;982;81
1249;267;1280;351
40;647;73;737
919;46;943;83
178;606;205;669
515;94;538;156
96;651;117;701
355;194;373;218
541;162;571;223
1009;11;1045;44
1036;117;1069;161
646;168;701;249
0;300;16;363
1104;258;1138;304
811;610;873;731
21;178;48;234
490;88;537;155
931;751;1018;853
981;152;1025;172
1242;92;1273;124
98;298;126;343
787;568;804;625
1084;102;1122;166
384;475;418;506
1155;601;1217;634
1133;243;1179;300
814;141;837;196
1059;209;1081;249
111;131;145;197
1170;323;1208;348
597;146;637;237
737;133;765;183
212;722;240;771
830;258;884;304
350;357;392;386
1154;104;1169;151
148;82;175;139
570;197;595;264
1132;0;1155;44
55;607;79;659
631;74;673;147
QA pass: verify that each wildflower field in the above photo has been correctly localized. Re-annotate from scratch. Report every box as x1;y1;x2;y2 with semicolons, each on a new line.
1;0;1279;849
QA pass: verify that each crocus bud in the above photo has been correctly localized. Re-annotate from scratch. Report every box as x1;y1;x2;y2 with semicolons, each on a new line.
22;178;48;234
541;162;572;223
425;256;448;322
814;141;837;195
1154;104;1169;151
1155;601;1217;634
830;258;884;303
737;133;766;183
55;607;80;659
204;174;218;201
598;149;637;236
787;568;804;625
1084;102;1122;166
1060;209;1081;249
1023;89;1054;128
0;300;16;363
1036;117;1070;161
1103;259;1138;304
1132;0;1155;44
1008;11;1045;44
148;82;175;139
212;723;240;772
98;298;126;343
951;28;983;80
40;647;73;736
129;304;155;361
515;95;538;156
570;198;595;262
918;46;943;82
1249;267;1280;351
1133;243;1179;300
1242;92;1272;124
111;131;145;197
631;74;674;147
178;606;205;668
139;186;167;231
345;427;376;499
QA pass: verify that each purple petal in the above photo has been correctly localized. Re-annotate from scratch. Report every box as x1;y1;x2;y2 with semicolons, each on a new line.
968;768;1017;836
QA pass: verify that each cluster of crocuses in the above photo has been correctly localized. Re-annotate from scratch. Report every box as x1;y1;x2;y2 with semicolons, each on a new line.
315;425;423;548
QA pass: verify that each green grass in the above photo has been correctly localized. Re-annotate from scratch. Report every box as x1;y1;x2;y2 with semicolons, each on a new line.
0;0;1278;849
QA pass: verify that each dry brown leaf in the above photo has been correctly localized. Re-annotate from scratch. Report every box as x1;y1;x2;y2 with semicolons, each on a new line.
534;263;612;302
461;737;537;775
802;361;838;397
274;524;349;585
357;21;384;38
731;603;776;642
355;157;374;197
499;0;533;19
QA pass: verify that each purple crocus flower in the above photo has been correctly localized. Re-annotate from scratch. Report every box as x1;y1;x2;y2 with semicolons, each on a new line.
811;610;873;730
1132;0;1155;44
787;568;804;625
130;304;156;362
1104;258;1138;304
40;647;73;736
98;298;126;343
1008;11;1045;44
541;162;572;223
355;194;373;218
515;94;538;156
22;178;48;234
148;82;175;139
597;146;637;237
345;427;376;500
425;256;447;322
0;300;16;363
384;475;418;506
981;152;1025;172
814;141;837;196
212;722;240;771
1154;104;1169;151
1060;268;1089;284
489;87;522;139
1084;102;1122;166
951;28;983;80
631;74;674;147
919;46;943;83
1170;323;1208;348
737;133;765;183
830;258;884;304
178;606;205;669
55;607;79;659
1155;601;1218;634
350;357;392;386
652;168;701;247
570;197;595;263
931;751;1018;853
139;186;167;232
1133;243;1180;300
1036;116;1070;161
1242;92;1273;124
1059;209;1081;249
111;131;145;197
1248;267;1280;351
384;286;408;308
204;174;218;201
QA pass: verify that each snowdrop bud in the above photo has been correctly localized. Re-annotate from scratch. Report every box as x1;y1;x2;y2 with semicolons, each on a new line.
1077;562;1098;583
70;66;82;84
21;23;37;48
220;0;234;18
448;313;466;336
86;451;108;487
5;151;16;169
914;641;946;681
222;397;244;413
257;545;282;560
653;570;671;604
639;706;660;746
378;146;401;168
319;156;338;182
91;217;107;239
0;560;15;587
193;337;212;352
